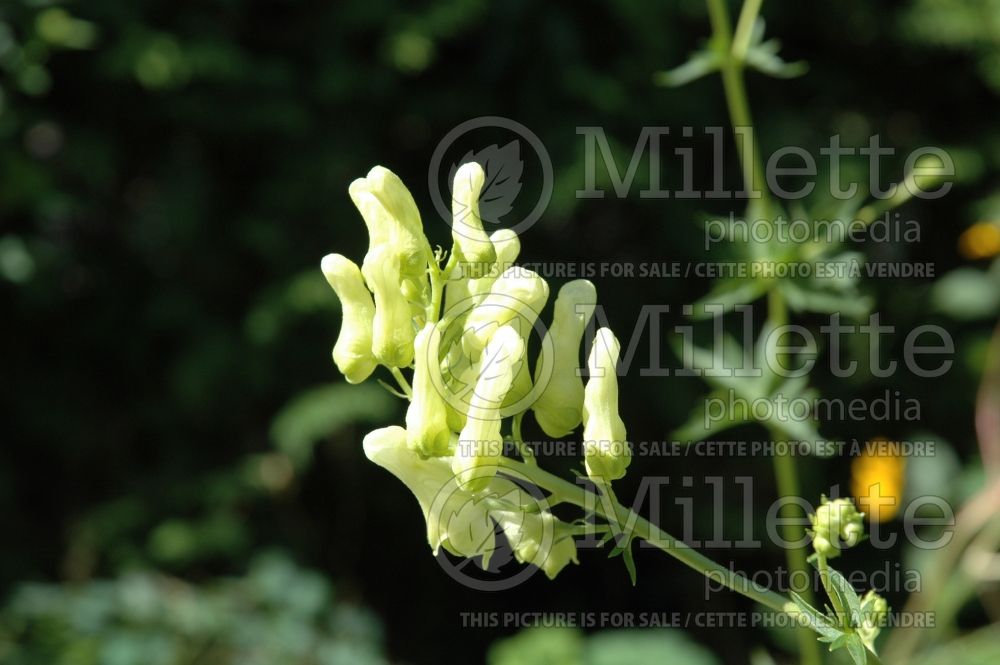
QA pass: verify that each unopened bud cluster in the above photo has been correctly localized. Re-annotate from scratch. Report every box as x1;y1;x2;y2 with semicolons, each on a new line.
809;496;865;559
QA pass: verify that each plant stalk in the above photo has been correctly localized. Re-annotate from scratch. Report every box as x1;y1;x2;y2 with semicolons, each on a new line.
499;457;789;612
704;1;820;663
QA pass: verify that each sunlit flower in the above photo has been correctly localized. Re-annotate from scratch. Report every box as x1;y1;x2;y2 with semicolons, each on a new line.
451;162;496;273
363;426;497;563
406;322;452;457
321;253;377;384
453;326;524;490
491;507;579;579
582;327;630;482
533;280;597;438
461;266;549;360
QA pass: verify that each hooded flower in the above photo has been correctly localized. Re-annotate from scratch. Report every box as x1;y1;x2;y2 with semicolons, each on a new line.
365;244;416;368
491;507;579;579
406;322;452;457
363;426;497;565
453;325;524;491
349;165;431;288
321;253;377;384
532;280;597;437
461;266;549;360
451;162;496;275
582;328;630;482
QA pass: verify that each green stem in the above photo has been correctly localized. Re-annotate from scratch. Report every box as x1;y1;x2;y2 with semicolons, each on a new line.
705;2;819;663
499;457;790;613
511;412;536;466
815;554;848;628
428;246;460;324
389;367;412;399
731;0;763;62
707;0;768;212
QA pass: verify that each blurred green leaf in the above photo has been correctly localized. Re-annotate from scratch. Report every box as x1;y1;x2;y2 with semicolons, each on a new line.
271;382;396;466
930;268;1000;320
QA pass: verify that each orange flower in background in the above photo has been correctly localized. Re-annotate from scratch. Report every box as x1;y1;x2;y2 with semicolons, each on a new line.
851;438;907;522
958;222;1000;260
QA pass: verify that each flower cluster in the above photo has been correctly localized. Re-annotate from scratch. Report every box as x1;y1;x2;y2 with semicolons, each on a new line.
321;164;632;577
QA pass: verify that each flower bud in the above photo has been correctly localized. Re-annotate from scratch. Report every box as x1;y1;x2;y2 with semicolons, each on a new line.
810;496;865;558
349;165;431;282
453;326;524;491
321;254;378;383
406;323;452;457
582;328;630;482
461;267;549;360
365;245;415;368
491;508;578;579
451;162;496;274
363;426;496;564
532;280;597;437
858;590;889;651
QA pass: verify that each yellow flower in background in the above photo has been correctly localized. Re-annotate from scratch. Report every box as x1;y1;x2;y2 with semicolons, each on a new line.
851;438;907;522
958;222;1000;260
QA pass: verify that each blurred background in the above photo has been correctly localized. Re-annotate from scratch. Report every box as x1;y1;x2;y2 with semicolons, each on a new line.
2;0;1000;663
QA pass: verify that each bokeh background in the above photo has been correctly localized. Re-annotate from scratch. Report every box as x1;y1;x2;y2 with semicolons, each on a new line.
2;1;1000;663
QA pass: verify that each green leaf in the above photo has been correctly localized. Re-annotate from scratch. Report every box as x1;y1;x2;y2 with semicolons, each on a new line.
670;332;769;399
780;281;873;318
826;567;863;627
670;388;752;443
654;49;721;87
739;19;807;79
845;633;868;665
930;267;1000;320
621;541;638;586
789;591;843;641
745;42;808;79
270;382;396;466
689;279;771;320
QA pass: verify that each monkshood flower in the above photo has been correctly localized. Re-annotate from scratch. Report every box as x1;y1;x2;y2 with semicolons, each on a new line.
453;325;524;491
810;496;865;558
349;165;431;293
363;426;497;563
365;244;416;368
451;162;496;274
406;322;452;457
532;280;597;437
490;507;579;579
442;228;521;320
582;327;631;482
320;253;377;384
461;266;549;360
